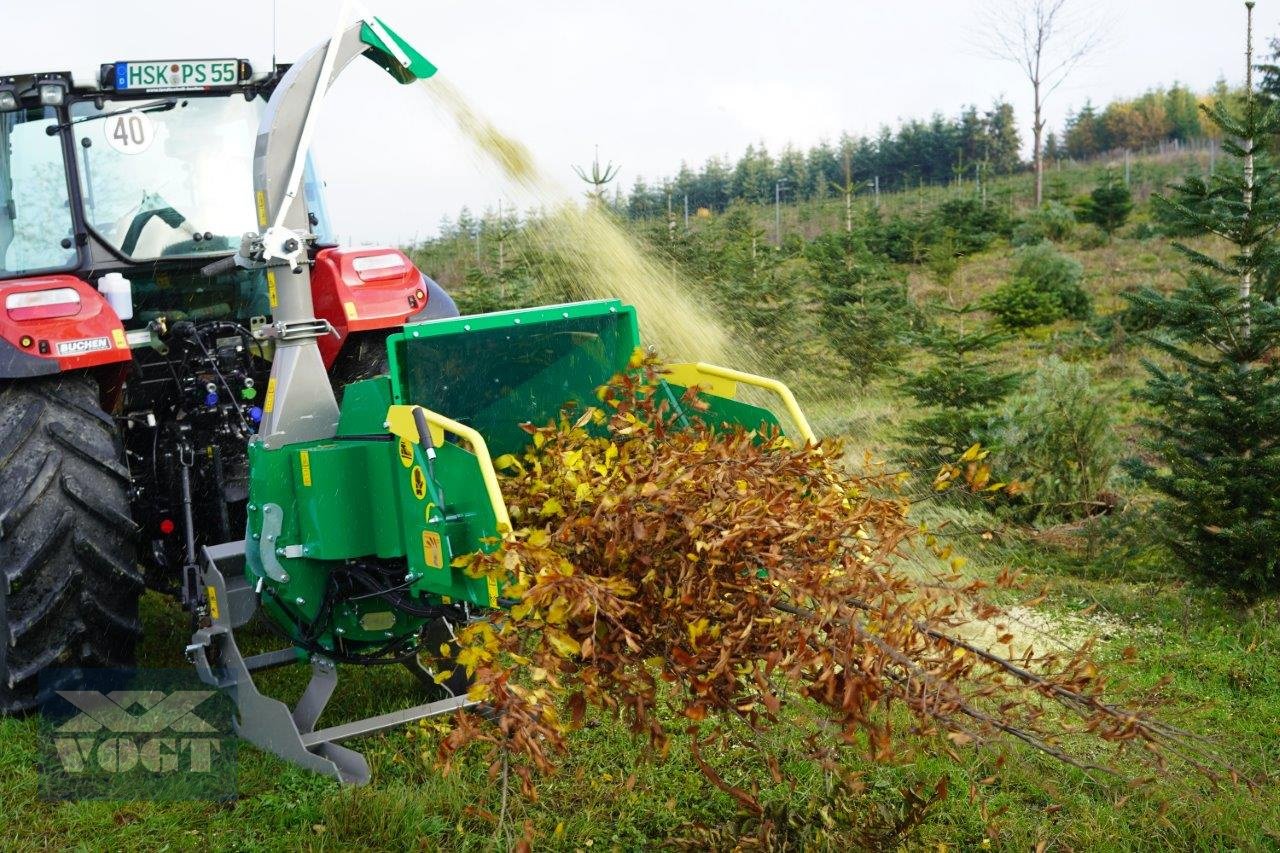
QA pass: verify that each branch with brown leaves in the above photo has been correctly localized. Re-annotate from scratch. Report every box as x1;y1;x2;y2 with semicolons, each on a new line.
435;359;1238;812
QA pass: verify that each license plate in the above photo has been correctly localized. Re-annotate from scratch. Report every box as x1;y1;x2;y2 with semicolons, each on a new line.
114;59;240;91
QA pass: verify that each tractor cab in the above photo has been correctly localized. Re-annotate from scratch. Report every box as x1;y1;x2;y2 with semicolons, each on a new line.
0;61;333;324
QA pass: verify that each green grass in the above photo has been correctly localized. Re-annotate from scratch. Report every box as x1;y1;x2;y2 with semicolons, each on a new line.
4;554;1276;850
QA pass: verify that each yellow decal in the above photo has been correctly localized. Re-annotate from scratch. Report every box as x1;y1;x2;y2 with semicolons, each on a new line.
299;450;312;487
206;585;220;620
343;301;358;320
111;328;127;349
263;377;277;413
487;575;499;607
410;464;427;500
255;190;268;227
266;270;279;309
422;531;443;569
397;437;414;468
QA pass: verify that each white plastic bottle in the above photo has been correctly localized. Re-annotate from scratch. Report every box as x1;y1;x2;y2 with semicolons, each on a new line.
97;272;133;321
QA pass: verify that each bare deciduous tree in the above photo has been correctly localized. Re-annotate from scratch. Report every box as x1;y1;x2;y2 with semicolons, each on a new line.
976;0;1108;205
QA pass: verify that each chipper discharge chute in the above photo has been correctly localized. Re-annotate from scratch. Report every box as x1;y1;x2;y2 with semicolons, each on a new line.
189;298;815;784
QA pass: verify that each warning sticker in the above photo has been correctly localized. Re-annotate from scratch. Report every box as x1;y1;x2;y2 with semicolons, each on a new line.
410;465;427;500
206;584;220;620
397;437;414;468
267;270;279;309
343;301;358;320
111;328;127;349
263;377;277;413
422;530;443;569
299;450;312;487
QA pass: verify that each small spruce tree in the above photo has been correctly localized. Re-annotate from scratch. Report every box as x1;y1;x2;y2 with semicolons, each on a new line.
1078;170;1134;240
1124;1;1280;595
702;205;803;366
806;230;914;385
897;309;1024;470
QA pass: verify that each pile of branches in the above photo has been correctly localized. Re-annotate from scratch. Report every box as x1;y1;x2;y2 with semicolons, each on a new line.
436;359;1233;819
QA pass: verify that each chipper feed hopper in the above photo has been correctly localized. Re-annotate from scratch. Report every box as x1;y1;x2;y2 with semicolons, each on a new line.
0;6;814;784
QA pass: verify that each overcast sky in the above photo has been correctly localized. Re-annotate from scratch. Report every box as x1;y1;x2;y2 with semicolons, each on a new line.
0;1;1259;244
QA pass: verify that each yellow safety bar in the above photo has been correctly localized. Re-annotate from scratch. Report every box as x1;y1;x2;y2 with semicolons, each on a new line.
662;362;817;445
384;404;512;533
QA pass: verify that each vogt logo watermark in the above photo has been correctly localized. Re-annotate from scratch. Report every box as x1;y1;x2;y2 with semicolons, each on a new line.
38;669;236;800
52;690;221;773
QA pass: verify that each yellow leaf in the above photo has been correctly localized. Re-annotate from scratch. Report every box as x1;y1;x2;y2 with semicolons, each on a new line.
493;453;522;472
561;449;584;470
575;482;592;503
546;628;581;658
687;616;710;645
959;443;985;463
547;596;569;626
735;480;749;495
540;497;564;517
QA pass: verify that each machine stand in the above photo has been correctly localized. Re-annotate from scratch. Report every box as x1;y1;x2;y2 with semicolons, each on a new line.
187;543;474;785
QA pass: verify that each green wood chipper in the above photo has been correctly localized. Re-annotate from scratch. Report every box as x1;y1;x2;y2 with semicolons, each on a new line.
0;10;814;784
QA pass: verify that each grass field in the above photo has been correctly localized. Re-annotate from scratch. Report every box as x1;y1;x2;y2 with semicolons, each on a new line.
3;154;1279;851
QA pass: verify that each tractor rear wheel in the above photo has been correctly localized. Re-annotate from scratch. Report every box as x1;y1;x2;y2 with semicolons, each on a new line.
0;372;142;714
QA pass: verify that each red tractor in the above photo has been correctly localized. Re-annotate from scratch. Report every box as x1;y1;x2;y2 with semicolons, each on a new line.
0;50;456;712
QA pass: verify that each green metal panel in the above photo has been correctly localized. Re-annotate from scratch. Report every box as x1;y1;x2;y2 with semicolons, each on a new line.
386;300;640;457
402;440;503;605
657;381;784;438
359;17;438;83
336;377;393;435
290;441;403;560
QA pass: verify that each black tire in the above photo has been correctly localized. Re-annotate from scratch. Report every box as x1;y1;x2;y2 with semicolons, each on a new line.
0;372;142;714
328;276;460;400
328;332;391;399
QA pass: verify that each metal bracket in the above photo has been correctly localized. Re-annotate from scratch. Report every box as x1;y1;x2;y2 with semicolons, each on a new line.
189;544;478;785
254;318;336;343
258;504;290;583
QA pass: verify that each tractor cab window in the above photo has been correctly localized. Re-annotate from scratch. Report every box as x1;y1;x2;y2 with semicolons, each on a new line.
0;107;78;276
70;96;263;261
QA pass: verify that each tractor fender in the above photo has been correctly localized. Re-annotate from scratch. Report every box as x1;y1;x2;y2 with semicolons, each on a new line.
0;275;132;380
408;274;458;323
310;247;437;366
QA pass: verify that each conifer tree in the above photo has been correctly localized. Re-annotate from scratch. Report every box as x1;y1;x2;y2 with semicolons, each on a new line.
1124;1;1280;594
806;230;914;385
702;206;802;365
1078;170;1134;239
897;309;1024;469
